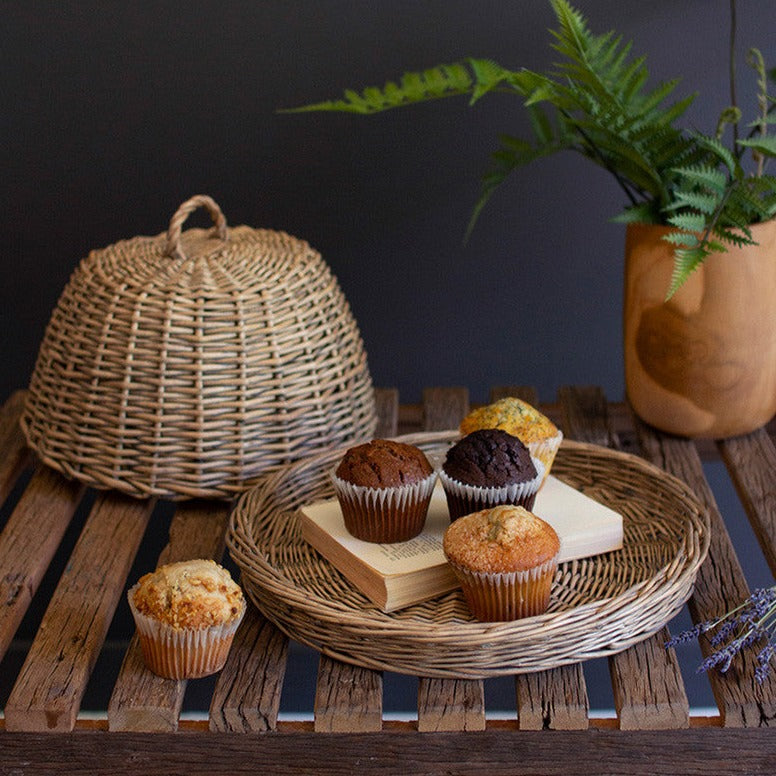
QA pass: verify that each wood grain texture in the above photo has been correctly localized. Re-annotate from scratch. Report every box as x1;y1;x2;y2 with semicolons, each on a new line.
515;666;589;730
417;387;485;732
490;386;589;730
2;727;776;776
421;386;469;433
3;492;153;732
416;677;486;732
623;220;776;438
0;391;32;505
108;500;231;732
373;387;399;438
635;415;776;727
314;656;383;732
0;467;83;663
560;386;689;730
717;428;776;578
209;605;289;732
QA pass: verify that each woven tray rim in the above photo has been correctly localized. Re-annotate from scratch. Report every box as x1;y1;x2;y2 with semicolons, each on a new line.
228;432;710;677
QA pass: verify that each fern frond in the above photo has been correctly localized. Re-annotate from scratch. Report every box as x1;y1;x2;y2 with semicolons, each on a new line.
737;135;776;158
467;130;572;238
281;61;486;114
691;133;741;175
665;211;708;233
666;246;709;298
664;189;720;215
670;164;728;195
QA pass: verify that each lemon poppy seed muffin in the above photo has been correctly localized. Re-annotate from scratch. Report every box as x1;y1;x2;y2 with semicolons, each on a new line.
128;559;246;679
459;397;563;483
332;439;437;543
443;505;559;621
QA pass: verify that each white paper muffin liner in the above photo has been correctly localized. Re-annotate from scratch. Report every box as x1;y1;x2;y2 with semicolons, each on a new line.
439;456;545;521
331;468;438;543
128;585;246;679
527;430;563;486
448;554;558;622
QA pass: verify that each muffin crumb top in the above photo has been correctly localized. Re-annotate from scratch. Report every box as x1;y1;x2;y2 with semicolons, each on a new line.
335;439;433;488
132;559;244;630
444;505;560;573
459;397;558;442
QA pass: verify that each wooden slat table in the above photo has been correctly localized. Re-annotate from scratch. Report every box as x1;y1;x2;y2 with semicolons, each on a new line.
1;385;776;775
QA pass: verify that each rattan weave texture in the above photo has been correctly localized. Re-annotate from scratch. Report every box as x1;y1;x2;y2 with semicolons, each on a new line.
22;195;376;499
229;433;710;678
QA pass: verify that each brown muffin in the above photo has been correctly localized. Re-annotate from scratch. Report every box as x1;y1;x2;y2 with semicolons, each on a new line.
439;429;544;520
443;505;559;621
335;438;433;487
459;397;563;484
128;559;246;679
332;439;437;543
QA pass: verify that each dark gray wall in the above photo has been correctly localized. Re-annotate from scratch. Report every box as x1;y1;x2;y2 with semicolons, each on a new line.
1;0;772;405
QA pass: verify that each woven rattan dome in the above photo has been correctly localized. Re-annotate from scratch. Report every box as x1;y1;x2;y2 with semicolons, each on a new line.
22;195;377;499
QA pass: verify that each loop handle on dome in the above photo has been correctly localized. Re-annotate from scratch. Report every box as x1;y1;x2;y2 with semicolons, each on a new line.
165;195;228;261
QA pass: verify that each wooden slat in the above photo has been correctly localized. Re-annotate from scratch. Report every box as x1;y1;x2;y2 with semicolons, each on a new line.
4;492;153;732
5;726;776;776
0;391;32;505
421;387;469;432
717;428;776;578
488;386;589;730
514;666;589;730
416;677;486;732
209;606;289;732
416;387;485;732
635;415;776;727
560;385;689;730
307;388;398;733
0;467;84;663
314;657;383;732
374;387;399;438
108;500;231;732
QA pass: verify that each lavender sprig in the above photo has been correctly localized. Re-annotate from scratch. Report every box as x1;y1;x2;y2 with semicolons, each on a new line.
665;586;776;683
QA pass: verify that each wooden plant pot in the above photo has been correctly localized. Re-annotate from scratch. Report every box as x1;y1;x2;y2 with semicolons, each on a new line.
624;220;776;438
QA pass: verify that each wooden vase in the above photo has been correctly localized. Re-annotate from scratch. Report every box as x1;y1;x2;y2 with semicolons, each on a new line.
624;220;776;438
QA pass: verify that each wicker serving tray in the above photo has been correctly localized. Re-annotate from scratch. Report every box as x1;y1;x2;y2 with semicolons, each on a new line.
228;432;710;678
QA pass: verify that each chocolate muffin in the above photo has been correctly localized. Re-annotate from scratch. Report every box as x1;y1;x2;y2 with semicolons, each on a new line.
439;428;544;520
332;439;437;543
459;397;563;485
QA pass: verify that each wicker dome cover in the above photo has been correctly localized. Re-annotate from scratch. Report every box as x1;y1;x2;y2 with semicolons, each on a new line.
22;195;376;499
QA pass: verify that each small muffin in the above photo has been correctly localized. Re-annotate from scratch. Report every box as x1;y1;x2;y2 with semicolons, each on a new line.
443;505;560;621
459;397;563;483
128;559;246;679
439;428;544;520
332;439;437;543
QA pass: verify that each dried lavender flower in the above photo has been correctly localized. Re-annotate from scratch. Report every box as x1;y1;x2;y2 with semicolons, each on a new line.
665;586;776;684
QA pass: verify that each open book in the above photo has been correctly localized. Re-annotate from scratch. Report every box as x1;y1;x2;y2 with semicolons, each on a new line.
298;476;623;612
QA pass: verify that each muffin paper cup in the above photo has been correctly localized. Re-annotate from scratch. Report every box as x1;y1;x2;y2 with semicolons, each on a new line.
331;469;438;543
527;430;563;486
439;457;545;521
448;555;558;622
128;586;246;679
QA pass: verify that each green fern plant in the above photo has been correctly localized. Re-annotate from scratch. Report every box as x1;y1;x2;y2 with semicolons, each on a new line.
284;0;776;297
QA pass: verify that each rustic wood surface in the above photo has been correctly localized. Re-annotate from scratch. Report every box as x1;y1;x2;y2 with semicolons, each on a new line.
635;420;776;727
208;605;288;732
4;492;153;732
560;385;690;730
1;386;775;775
